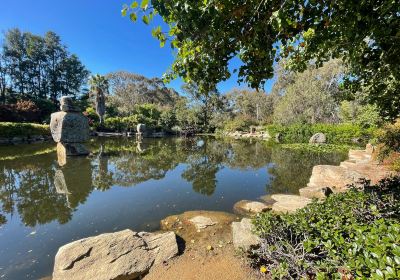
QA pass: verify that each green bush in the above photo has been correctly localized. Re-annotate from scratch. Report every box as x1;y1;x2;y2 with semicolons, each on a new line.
104;116;138;132
266;123;376;144
0;122;50;138
251;177;400;279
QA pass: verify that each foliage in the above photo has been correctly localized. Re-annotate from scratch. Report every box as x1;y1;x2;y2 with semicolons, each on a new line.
225;88;278;123
251;177;400;279
106;71;180;116
0;122;50;138
279;143;358;153
273;60;342;125
122;0;400;120
181;82;225;132
0;28;89;103
376;120;400;161
340;101;382;129
223;115;258;132
266;123;376;144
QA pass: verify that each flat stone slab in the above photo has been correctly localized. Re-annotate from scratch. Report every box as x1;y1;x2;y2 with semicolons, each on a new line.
232;218;260;251
271;194;312;213
189;216;217;230
233;200;271;215
52;229;178;280
348;149;372;164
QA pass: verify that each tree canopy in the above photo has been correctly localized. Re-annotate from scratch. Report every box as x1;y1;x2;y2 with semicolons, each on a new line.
123;0;400;119
0;28;89;104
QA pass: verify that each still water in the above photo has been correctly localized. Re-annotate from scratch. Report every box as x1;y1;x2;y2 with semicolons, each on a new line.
0;137;347;279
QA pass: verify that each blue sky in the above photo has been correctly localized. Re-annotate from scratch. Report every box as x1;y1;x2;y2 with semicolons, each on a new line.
0;0;274;94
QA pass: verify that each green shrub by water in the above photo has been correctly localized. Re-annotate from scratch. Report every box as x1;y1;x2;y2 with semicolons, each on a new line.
251;177;400;279
0;122;50;138
266;123;377;144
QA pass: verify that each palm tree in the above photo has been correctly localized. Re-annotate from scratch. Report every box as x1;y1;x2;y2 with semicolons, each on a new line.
89;74;109;126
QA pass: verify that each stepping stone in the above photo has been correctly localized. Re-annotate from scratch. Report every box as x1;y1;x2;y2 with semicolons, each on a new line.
233;200;271;215
189;216;217;230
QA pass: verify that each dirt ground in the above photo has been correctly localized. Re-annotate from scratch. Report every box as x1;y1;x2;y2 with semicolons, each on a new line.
143;210;265;280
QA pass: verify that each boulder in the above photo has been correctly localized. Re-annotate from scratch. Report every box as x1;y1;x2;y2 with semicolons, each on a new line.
232;218;260;251
52;229;178;280
271;194;312;213
306;165;364;193
299;186;333;199
348;149;372;164
233;200;271;215
309;133;326;144
50;111;89;143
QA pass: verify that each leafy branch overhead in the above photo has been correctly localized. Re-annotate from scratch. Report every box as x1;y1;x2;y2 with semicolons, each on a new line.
122;0;400;120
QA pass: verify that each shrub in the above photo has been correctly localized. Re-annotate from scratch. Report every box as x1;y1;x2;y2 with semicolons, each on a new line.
104;116;138;132
251;177;400;279
0;122;50;138
376;120;400;160
266;123;376;144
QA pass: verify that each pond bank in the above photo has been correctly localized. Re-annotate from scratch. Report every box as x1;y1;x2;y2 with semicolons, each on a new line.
46;142;393;279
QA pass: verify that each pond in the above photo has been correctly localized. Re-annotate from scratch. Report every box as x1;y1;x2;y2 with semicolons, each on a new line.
0;137;347;279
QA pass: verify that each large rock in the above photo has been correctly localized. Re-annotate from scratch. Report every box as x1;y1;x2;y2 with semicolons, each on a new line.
233;200;271;215
52;229;178;280
309;133;326;144
50;111;89;143
232;218;260;251
271;194;312;213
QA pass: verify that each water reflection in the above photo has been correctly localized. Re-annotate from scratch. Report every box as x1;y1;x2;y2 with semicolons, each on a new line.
0;137;347;228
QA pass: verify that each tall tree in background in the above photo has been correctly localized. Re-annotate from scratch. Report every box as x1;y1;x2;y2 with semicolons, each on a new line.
106;71;179;116
182;82;224;131
123;0;400;120
0;28;88;104
89;74;109;125
273;59;343;125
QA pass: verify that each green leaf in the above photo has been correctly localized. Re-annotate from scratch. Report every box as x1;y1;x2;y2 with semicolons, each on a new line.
121;8;127;17
130;13;137;22
140;0;149;10
130;1;138;9
142;15;149;25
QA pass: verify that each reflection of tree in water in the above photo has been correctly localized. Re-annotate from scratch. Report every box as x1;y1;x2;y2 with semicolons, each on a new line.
0;151;94;227
181;138;229;196
0;154;73;227
266;147;347;194
223;139;272;170
92;143;114;191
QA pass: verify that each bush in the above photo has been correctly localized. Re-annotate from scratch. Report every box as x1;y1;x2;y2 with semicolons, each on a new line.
104;116;138;132
376;120;400;160
266;123;376;144
0;122;50;138
251;177;400;279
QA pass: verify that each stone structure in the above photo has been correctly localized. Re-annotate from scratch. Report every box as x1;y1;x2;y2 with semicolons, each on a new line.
52;229;178;280
309;132;327;144
50;96;90;156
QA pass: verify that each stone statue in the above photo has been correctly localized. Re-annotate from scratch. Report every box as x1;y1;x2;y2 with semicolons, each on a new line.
50;96;90;157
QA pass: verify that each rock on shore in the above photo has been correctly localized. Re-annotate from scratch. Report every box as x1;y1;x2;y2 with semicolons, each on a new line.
52;229;178;280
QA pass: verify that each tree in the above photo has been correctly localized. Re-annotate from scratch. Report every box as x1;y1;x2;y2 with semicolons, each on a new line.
181;82;224;132
226;88;279;123
272;59;343;125
122;0;400;120
106;71;179;116
89;74;109;125
0;28;89;104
